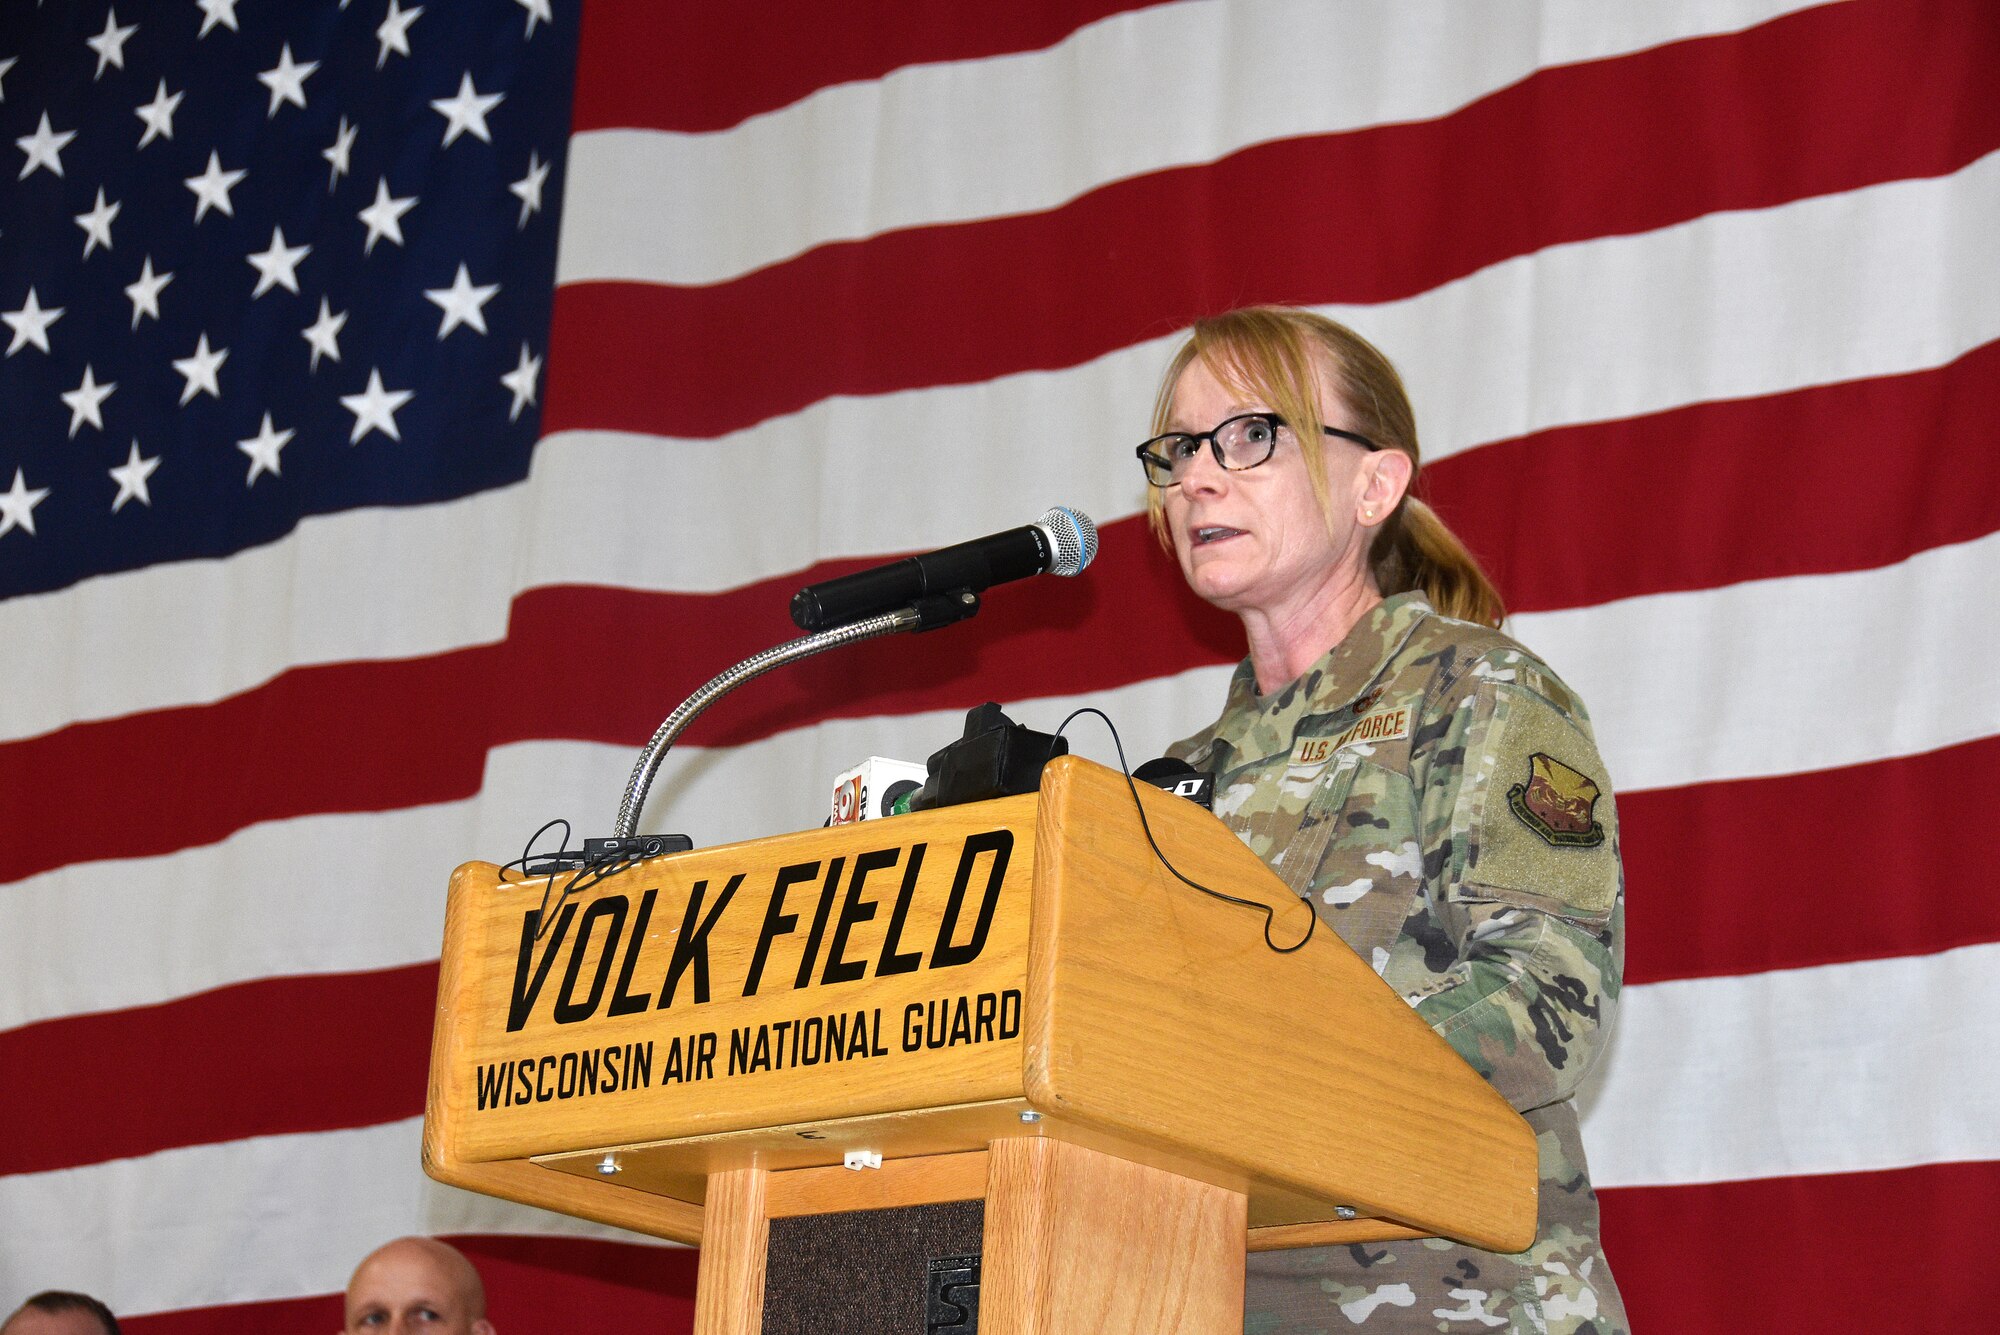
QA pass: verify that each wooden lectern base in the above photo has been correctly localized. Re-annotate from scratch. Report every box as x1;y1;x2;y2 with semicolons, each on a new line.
692;1138;1246;1335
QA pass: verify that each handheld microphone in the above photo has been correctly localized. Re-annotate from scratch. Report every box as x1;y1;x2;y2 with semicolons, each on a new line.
1132;757;1215;809
790;507;1098;631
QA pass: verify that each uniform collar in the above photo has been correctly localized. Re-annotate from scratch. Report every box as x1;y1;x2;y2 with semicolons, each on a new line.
1205;590;1435;764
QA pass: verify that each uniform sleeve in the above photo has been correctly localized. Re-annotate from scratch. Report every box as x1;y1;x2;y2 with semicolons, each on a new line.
1406;672;1624;1113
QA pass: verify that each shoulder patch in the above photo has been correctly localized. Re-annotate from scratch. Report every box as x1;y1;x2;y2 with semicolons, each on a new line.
1463;686;1621;919
1507;753;1606;847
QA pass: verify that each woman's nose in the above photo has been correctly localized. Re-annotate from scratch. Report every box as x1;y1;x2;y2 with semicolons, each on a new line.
1178;443;1230;494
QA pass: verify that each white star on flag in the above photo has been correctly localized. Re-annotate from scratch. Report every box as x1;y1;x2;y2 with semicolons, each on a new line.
340;368;413;443
135;79;183;148
509;151;549;227
302;297;346;370
247;226;310;297
171;333;227;404
0;57;15;102
196;0;240;38
185;150;247;222
357;177;416;254
0;467;50;538
424;264;499;338
75;188;120;258
109;440;159;512
3;288;63;355
376;1;423;69
516;0;553;38
60;365;115;437
500;342;542;421
322;115;356;189
17;113;76;180
124;257;172;328
431;72;502;147
257;43;318;117
237;413;294;485
87;9;139;79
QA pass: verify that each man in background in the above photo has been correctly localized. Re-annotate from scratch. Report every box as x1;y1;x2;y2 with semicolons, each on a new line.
0;1293;119;1335
341;1237;495;1335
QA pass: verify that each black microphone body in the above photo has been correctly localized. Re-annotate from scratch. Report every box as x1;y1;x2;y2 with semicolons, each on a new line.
790;508;1095;631
1132;757;1216;809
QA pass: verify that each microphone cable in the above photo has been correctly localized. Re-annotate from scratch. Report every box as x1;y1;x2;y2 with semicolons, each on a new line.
1054;707;1316;954
499;817;653;943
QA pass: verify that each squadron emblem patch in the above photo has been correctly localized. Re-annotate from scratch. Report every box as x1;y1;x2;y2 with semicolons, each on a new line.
1508;753;1606;848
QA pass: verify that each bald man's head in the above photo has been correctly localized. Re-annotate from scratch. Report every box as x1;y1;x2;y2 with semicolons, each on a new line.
1;1293;119;1335
340;1237;493;1335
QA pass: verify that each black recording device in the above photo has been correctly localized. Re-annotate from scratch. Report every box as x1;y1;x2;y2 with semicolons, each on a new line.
905;702;1069;812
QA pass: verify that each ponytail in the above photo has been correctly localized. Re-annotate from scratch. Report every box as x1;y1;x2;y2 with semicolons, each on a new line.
1372;496;1504;628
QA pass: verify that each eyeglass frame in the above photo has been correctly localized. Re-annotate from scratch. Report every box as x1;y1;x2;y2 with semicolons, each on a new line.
1135;412;1381;488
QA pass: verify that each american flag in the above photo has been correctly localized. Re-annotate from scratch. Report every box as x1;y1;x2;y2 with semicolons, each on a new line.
4;0;1997;1330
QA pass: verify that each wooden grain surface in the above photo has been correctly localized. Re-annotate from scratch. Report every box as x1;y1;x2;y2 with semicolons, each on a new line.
983;1136;1245;1335
763;1149;990;1217
428;797;1036;1163
424;758;1536;1254
689;1166;769;1335
1025;756;1538;1252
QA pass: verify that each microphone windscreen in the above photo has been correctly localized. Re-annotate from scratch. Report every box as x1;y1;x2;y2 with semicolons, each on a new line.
1040;506;1097;576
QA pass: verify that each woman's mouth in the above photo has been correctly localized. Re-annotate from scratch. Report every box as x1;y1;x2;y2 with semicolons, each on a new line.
1193;526;1245;547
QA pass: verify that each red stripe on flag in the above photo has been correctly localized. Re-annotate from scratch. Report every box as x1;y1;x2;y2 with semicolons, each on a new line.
1599;1160;2000;1331
0;520;1235;883
572;0;1166;133
0;964;437;1176
1429;340;2000;615
120;1235;698;1335
545;0;2000;440
1621;733;2000;985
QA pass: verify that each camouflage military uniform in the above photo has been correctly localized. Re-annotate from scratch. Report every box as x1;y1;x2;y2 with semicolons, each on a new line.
1171;591;1628;1334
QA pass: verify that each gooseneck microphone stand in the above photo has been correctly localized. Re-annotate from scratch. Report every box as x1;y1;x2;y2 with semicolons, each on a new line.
609;590;980;843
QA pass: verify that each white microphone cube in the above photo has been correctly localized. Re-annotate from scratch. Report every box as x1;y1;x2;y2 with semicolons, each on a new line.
829;757;928;825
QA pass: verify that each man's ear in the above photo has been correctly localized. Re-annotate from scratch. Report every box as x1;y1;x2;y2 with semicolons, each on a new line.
473;1321;496;1335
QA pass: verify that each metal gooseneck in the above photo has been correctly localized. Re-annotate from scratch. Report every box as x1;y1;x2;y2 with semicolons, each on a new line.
611;594;977;840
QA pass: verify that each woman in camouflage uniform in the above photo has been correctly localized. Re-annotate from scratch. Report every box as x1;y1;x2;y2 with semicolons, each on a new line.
1139;307;1628;1334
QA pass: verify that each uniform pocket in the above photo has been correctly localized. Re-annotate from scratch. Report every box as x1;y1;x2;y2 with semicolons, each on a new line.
1267;749;1365;898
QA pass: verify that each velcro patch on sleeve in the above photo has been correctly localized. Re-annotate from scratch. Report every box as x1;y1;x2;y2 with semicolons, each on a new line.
1468;688;1620;918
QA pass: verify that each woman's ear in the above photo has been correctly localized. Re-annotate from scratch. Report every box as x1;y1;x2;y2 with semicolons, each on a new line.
1357;448;1414;525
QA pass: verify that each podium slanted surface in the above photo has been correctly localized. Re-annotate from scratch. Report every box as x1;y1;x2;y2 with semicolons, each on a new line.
425;755;1535;1260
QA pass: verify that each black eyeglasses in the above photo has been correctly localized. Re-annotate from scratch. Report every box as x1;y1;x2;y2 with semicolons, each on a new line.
1136;412;1378;488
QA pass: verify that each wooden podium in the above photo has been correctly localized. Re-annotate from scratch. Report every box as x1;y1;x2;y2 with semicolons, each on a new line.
424;756;1535;1334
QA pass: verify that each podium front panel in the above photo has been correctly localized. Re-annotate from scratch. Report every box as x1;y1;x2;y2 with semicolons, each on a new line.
430;795;1039;1166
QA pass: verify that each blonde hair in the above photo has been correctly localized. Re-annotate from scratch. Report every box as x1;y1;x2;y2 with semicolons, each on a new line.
1146;306;1504;628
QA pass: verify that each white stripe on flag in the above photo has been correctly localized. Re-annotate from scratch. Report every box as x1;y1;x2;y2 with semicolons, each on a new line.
0;1119;668;1320
557;0;1830;285
1580;941;2000;1186
1515;527;2000;792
